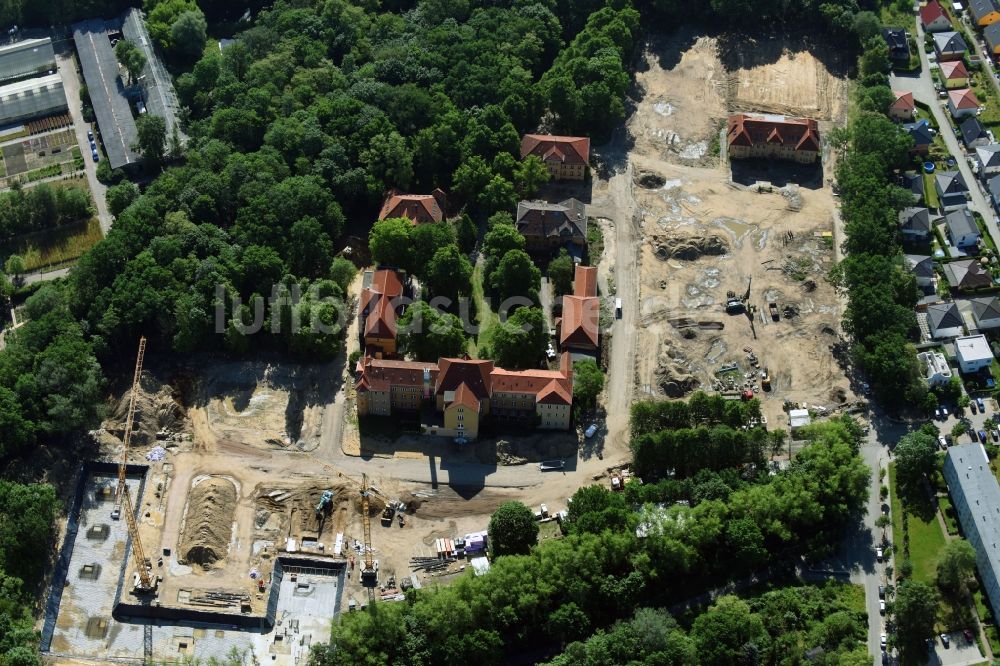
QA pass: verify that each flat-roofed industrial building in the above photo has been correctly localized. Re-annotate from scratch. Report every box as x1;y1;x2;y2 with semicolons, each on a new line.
0;73;67;125
0;37;56;82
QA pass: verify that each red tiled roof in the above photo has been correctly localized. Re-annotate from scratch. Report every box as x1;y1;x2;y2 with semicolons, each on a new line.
891;91;915;111
444;382;480;412
361;269;405;340
726;114;820;153
940;60;969;79
920;0;949;27
949;88;979;109
355;356;437;393
537;379;572;406
520;134;590;166
490;366;572;405
378;188;447;224
436;358;494;400
560;295;600;349
573;265;597;298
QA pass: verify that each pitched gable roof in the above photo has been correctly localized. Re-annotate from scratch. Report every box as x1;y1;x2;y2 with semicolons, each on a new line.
921;0;950;27
936;170;968;194
573;265;597;298
928;301;964;331
903;120;935;146
949;87;979;110
970;0;1000;22
378;188;448;224
490;366;572;405
905;254;935;279
935;31;969;54
940;59;969;80
882;27;909;57
726;113;821;152
988;173;1000;201
946;207;978;238
444;382;480;412
891;91;915;112
944;259;993;289
960;116;988;146
560;295;600;349
901;172;926;201
977;144;1000;168
361;269;405;339
972;295;1000;321
899;207;934;234
987;21;1000;51
436;358;493;400
520;134;590;166
515;198;586;241
354;356;438;393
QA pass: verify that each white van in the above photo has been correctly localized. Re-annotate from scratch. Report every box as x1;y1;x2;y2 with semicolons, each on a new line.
615;298;622;318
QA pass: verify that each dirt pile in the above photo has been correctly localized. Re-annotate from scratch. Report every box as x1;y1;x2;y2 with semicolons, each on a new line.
180;477;237;569
653;234;729;260
104;374;185;446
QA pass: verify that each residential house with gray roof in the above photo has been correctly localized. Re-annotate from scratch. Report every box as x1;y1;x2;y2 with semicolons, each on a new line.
945;208;980;248
944;259;993;290
927;301;965;338
905;254;935;286
899;207;935;241
971;295;1000;330
936;171;969;210
977;144;1000;180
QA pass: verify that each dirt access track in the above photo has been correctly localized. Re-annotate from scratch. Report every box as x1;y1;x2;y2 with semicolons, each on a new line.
593;30;851;430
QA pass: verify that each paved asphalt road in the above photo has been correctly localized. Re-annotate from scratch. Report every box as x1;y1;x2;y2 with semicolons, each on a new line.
55;48;112;236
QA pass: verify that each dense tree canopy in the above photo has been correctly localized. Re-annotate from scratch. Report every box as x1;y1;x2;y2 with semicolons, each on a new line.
488;501;539;558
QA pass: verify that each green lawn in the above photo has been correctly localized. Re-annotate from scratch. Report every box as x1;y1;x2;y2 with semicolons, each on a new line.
880;2;914;30
888;463;947;584
468;261;497;359
924;172;941;208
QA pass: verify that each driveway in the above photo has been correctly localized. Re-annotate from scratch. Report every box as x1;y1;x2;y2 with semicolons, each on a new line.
891;22;1000;250
54;48;112;236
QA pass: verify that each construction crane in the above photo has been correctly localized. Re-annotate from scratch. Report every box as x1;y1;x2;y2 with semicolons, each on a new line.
359;474;378;592
112;337;156;593
120;483;156;593
113;336;146;518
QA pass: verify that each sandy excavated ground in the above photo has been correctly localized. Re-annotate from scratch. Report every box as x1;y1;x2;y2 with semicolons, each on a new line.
632;31;847;167
613;32;851;428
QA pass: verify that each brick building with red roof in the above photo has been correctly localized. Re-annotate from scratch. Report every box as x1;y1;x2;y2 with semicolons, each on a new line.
378;188;448;224
726;113;821;164
520;134;590;180
359;269;406;358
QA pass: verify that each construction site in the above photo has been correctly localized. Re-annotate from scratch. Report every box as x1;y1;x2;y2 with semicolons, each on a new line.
592;30;852;430
42;339;529;665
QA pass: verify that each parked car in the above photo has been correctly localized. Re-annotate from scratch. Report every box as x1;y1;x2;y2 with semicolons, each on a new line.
941;633;950;648
971;401;978;414
978;397;987;412
879;585;886;599
880;600;886;614
91;148;98;162
992;430;999;442
881;633;887;649
942;406;949;418
939;435;948;450
979;430;988;443
584;424;598;438
936;407;943;419
876;547;884;562
86;129;93;141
